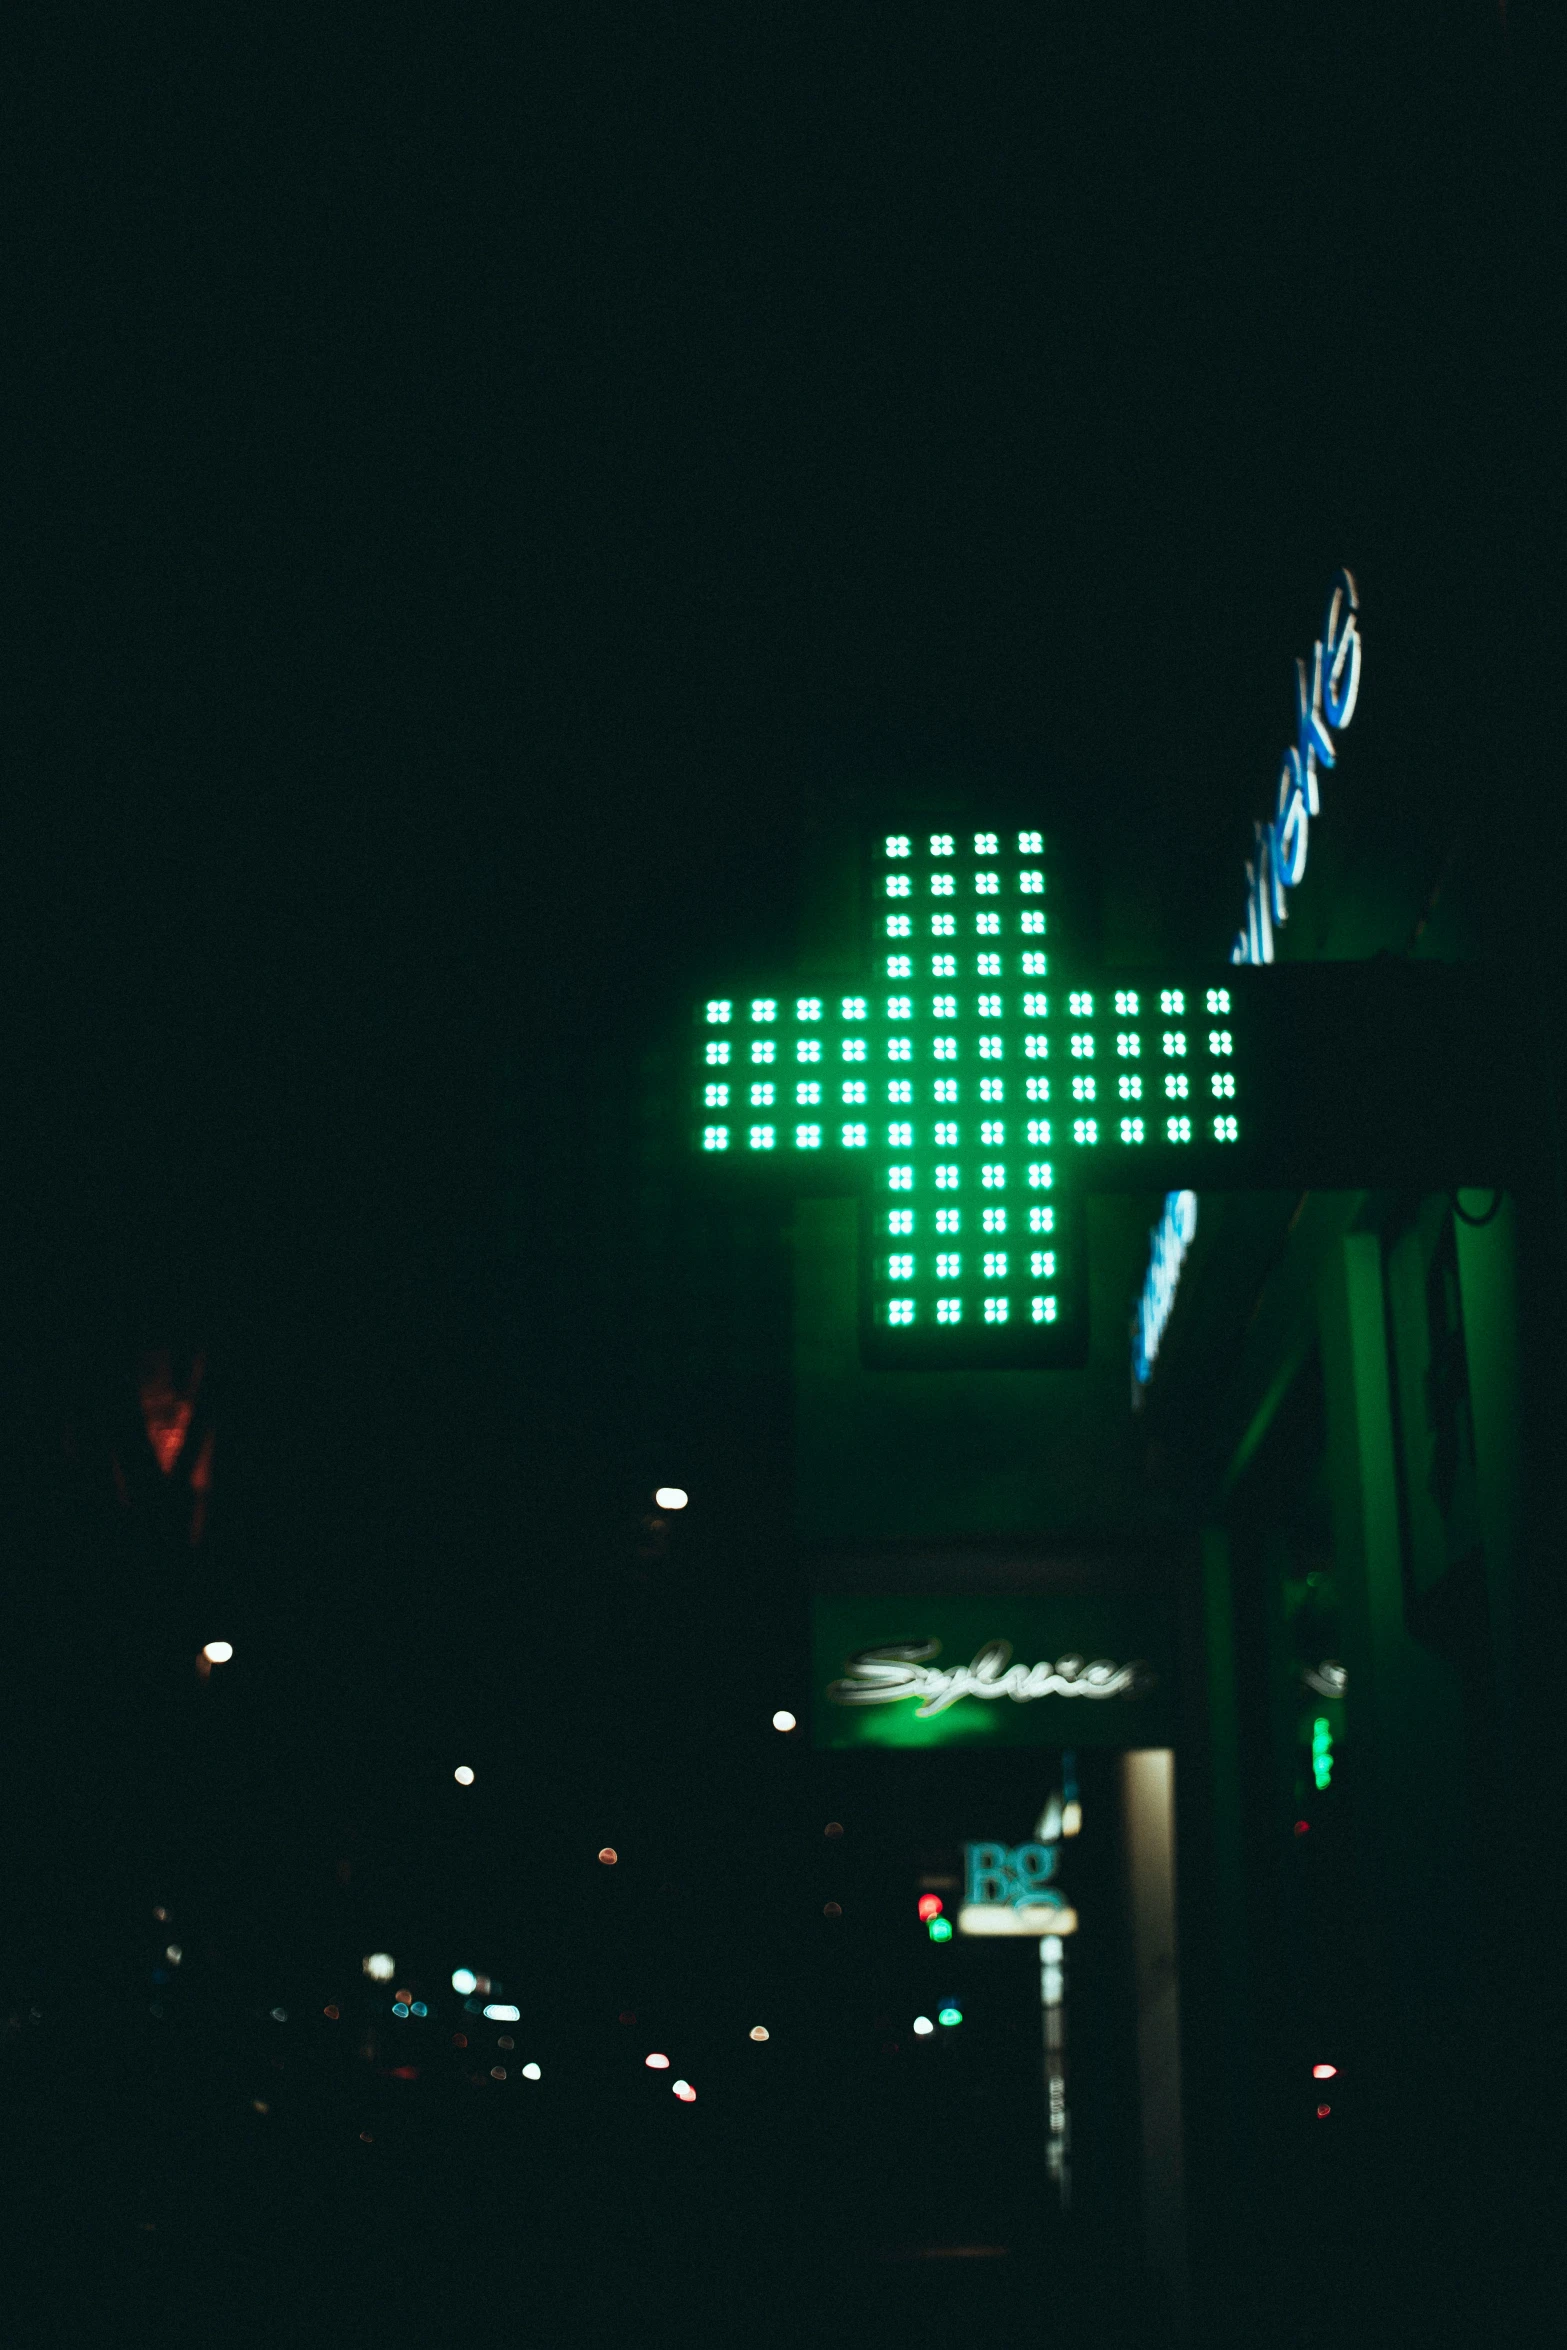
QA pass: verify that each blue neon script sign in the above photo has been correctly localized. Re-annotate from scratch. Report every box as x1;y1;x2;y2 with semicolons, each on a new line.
1132;1188;1196;1386
1233;569;1362;965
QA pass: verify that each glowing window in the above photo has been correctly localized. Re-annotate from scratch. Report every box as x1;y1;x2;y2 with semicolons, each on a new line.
976;912;1001;936
885;835;911;857
979;1036;1003;1060
937;1298;963;1324
936;1252;961;1279
973;832;998;855
842;1122;868;1147
888;996;912;1020
1071;1075;1095;1102
705;1042;730;1066
1214;1113;1239;1142
932;914;956;936
1018;870;1044;894
934;1121;958;1146
1021;911;1045;935
936;1207;961;1233
750;1082;775;1106
706;1000;733;1026
981;1120;1004;1146
1212;1071;1235;1098
975;872;999;896
1028;1162;1053;1189
795;1080;821;1105
889;1165;914;1191
1118;1074;1142;1100
1027;1119;1051;1145
842;1038;867;1063
1017;831;1043;854
1030;1205;1055;1233
1030;1250;1056;1278
751;1041;776;1064
1021;951;1047;976
1208;1029;1233;1057
933;994;957;1018
1165;1071;1189;1099
888;1122;913;1147
1073;1118;1098;1145
930;832;954;856
934;1037;957;1062
931;874;955;897
888;1037;913;1062
934;1079;958;1103
796;1039;822;1063
886;915;911;938
702;1126;729;1151
888;1208;914;1235
1120;1117;1145;1144
984;1297;1010;1322
1025;1075;1049;1101
888;1298;915;1326
1160;989;1185;1015
888;1254;915;1280
885;956;911;979
749;1125;775;1151
983;1252;1008;1278
936;1164;960;1190
1032;1295;1058;1324
888;1079;913;1103
886;875;911;898
1161;1031;1187;1058
1206;987;1231;1014
981;1163;1006;1189
704;1084;729;1107
1167;1115;1192;1142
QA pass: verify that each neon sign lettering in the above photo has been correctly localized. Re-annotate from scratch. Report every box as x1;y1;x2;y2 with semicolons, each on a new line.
960;1841;1077;1937
826;1637;1154;1718
1132;1188;1196;1388
1233;569;1362;966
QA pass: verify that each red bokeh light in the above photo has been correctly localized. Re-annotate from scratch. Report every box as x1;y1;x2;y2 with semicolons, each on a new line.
917;1895;944;1921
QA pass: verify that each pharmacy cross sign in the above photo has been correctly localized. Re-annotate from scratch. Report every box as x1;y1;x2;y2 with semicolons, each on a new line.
687;827;1513;1369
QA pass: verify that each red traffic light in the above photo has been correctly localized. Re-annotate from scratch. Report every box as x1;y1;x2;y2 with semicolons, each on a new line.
917;1895;944;1922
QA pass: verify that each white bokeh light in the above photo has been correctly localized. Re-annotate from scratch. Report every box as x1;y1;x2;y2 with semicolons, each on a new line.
202;1641;233;1665
453;1765;475;1786
912;2016;935;2036
451;1968;477;1995
522;2062;542;2080
362;1953;396;1982
653;1487;688;1510
772;1711;797;1733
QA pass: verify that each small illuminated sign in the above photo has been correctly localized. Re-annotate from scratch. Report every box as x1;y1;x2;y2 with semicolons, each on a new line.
959;1842;1077;1938
812;1598;1175;1750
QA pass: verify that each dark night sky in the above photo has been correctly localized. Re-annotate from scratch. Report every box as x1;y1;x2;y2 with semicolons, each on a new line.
6;1;1563;1990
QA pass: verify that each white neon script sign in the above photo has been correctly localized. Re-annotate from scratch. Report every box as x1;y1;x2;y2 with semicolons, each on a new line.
1233;569;1362;965
1133;1189;1196;1386
827;1638;1153;1718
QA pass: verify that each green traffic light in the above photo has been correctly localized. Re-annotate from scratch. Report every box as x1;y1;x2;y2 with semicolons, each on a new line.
937;2006;963;2027
928;1917;952;1942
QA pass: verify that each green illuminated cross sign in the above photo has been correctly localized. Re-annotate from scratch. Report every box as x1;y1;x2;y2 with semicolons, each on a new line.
689;824;1249;1367
688;821;1514;1370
